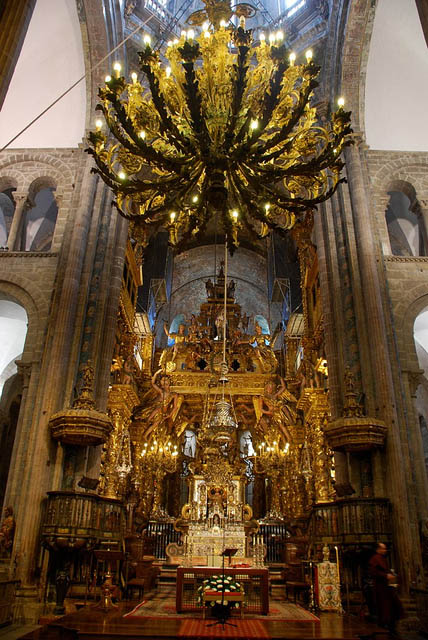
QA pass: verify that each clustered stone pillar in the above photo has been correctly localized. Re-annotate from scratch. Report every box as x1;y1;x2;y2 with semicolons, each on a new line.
344;136;417;592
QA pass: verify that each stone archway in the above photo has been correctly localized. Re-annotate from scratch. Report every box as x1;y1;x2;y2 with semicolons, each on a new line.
0;295;28;508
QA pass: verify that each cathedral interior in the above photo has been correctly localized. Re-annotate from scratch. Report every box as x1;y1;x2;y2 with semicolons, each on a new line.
1;0;428;636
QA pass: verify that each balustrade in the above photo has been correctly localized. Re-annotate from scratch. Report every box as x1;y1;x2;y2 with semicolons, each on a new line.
146;520;181;559
309;498;391;545
41;490;124;551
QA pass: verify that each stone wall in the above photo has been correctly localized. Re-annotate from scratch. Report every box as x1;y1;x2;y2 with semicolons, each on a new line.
156;245;281;348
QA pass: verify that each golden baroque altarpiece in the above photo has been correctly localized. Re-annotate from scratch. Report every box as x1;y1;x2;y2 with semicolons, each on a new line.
98;223;340;560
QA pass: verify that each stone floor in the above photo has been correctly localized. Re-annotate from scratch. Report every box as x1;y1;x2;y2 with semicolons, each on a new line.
0;625;40;640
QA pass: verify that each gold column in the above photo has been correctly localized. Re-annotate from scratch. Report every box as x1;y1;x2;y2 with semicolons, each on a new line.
298;389;333;504
101;385;139;498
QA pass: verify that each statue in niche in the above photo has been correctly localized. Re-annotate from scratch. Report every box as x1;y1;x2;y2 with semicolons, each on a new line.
253;378;298;441
111;353;134;384
205;278;214;299
82;360;94;387
134;368;183;440
0;506;15;557
227;280;236;299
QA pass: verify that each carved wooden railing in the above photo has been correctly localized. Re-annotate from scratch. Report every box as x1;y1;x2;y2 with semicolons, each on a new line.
41;491;125;551
309;497;391;545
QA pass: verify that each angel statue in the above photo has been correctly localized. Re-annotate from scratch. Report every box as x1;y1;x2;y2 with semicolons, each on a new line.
159;314;188;371
253;378;298;442
133;368;183;440
239;316;277;373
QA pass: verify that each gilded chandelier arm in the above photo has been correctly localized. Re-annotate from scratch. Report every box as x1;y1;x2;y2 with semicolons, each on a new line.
256;75;319;161
241;59;289;153
140;61;193;155
224;44;251;146
99;96;191;173
181;60;212;153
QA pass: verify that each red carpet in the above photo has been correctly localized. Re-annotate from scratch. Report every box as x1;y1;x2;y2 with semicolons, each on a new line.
178;618;270;638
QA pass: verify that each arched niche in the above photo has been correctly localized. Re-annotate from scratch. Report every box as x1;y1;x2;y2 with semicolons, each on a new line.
385;185;427;257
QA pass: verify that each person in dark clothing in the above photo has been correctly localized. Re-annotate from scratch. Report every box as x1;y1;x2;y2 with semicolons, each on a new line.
368;542;404;634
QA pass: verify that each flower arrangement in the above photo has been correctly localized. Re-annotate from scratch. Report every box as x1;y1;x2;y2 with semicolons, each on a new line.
197;575;242;608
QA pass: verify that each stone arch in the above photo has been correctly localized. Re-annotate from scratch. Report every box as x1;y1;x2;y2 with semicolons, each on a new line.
0;176;18;192
0;278;46;362
0;152;76;251
27;176;58;202
369;157;428;256
338;0;377;133
383;181;427;257
398;292;428;374
77;2;113;127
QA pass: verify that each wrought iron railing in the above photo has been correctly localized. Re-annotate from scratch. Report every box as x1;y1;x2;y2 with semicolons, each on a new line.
146;520;181;559
259;523;290;563
309;498;391;545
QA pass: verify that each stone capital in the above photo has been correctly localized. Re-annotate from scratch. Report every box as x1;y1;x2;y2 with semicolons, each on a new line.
15;360;32;388
403;369;424;397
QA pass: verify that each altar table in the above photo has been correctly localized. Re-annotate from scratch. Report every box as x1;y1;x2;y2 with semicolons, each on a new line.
202;590;245;618
176;567;269;614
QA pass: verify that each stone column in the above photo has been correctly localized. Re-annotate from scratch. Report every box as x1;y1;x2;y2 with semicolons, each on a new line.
403;370;428;522
6;193;28;251
314;198;346;419
6;158;99;587
96;215;128;411
344;136;416;591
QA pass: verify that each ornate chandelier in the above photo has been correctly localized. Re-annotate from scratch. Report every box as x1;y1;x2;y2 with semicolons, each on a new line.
87;1;352;251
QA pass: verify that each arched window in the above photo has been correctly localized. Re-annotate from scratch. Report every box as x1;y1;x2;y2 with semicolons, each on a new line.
414;306;428;478
0;296;28;502
0;297;28;399
21;186;58;251
385;190;427;257
0;189;16;249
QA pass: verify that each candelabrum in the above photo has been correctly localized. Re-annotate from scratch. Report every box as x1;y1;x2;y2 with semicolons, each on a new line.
253;440;289;521
251;534;265;567
140;439;179;519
